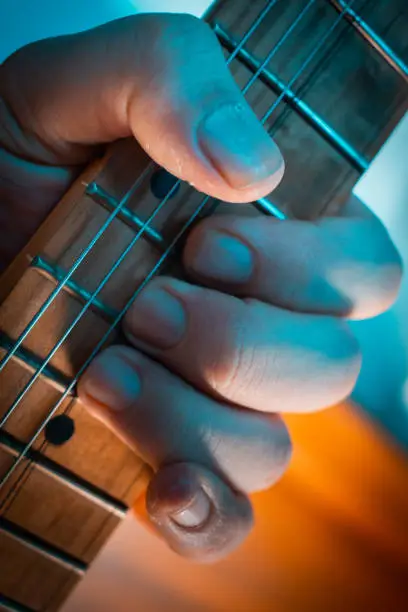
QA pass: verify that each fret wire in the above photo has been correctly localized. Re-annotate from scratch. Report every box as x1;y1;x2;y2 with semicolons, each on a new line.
0;430;127;518
0;331;71;395
87;183;166;249
261;0;357;126
0;593;35;612
0;0;283;436
241;0;317;97
0;0;361;490
224;0;281;65
0;164;153;374
215;23;369;172
254;197;287;220
31;255;118;324
330;0;408;81
0;517;87;575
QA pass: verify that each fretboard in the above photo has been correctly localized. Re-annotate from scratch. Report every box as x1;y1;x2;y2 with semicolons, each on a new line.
0;1;407;610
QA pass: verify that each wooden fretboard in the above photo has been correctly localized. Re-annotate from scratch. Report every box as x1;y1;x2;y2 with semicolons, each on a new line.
0;1;407;610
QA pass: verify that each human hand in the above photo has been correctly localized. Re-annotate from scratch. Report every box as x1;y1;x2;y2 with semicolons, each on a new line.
0;14;402;561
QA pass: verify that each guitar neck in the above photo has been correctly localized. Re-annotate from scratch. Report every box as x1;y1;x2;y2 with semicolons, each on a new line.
0;1;407;610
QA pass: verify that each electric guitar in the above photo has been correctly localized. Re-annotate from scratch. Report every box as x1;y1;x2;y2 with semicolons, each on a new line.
0;1;407;610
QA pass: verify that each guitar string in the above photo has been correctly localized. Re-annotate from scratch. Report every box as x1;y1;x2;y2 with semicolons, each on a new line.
0;0;282;377
0;0;290;434
262;0;357;125
0;163;152;373
0;0;356;494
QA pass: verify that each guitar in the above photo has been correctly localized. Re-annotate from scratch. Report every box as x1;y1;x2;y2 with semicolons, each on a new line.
0;1;407;610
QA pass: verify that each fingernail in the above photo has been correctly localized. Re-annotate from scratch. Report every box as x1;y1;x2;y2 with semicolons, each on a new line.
81;350;141;411
125;285;186;350
198;102;282;189
190;231;253;283
170;488;211;528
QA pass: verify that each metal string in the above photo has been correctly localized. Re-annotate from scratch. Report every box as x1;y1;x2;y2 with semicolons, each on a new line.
241;0;316;96
0;0;355;491
262;0;357;125
0;164;152;373
0;0;282;377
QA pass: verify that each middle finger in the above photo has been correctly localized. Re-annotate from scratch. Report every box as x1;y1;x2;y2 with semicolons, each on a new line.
123;277;361;414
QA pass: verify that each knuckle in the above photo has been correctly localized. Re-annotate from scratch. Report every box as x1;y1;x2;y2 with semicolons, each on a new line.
145;12;216;52
170;14;223;70
169;13;217;45
129;13;226;108
173;12;211;34
1;44;36;115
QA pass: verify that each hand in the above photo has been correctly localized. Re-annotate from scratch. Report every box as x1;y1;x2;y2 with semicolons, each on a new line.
0;14;402;561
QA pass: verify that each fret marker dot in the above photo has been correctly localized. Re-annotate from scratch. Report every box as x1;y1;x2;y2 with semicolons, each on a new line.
45;414;75;446
150;168;180;199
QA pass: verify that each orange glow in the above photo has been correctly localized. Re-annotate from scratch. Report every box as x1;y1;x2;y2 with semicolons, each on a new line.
132;402;408;611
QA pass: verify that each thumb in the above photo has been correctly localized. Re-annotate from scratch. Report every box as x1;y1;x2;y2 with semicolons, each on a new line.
0;13;284;204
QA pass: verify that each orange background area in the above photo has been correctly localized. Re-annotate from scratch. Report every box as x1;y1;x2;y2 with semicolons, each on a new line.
114;402;408;612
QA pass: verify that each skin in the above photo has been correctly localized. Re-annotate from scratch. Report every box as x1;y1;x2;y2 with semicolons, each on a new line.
0;14;403;562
